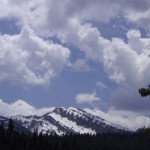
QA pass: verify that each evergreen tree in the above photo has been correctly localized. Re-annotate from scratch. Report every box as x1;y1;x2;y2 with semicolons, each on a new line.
8;118;15;133
139;85;150;97
0;122;5;146
1;119;150;150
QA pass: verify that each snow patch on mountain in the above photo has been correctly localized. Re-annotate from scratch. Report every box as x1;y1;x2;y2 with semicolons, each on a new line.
49;112;95;134
10;107;131;135
84;108;132;131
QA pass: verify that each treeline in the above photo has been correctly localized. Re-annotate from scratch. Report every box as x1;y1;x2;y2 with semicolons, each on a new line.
1;119;150;150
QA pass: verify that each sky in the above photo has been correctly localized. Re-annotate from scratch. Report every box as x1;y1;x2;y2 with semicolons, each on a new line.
0;0;150;130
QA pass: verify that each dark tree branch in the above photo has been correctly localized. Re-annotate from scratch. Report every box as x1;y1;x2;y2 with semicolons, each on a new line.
139;86;150;97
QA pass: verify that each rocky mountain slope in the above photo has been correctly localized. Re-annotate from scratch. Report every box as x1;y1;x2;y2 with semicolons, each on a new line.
10;107;130;135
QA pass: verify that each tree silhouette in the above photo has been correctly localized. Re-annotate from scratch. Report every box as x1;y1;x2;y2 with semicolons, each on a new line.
139;85;150;97
8;118;14;133
1;119;150;150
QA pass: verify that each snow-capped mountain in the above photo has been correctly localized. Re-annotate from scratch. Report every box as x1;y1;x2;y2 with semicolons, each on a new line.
11;107;131;135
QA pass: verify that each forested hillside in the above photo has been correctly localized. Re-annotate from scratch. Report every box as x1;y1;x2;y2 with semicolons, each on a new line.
0;119;150;150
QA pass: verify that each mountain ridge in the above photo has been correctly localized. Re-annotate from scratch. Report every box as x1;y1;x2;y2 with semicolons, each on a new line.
1;107;132;135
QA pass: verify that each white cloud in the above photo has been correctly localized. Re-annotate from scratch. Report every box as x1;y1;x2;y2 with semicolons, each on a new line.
70;25;150;90
0;26;70;86
72;59;91;72
71;26;150;112
75;92;100;104
0;99;55;117
1;0;150;32
100;30;150;111
102;30;150;108
96;81;107;89
0;0;150;113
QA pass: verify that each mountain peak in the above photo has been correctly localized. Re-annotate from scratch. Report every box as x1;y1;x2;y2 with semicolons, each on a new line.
7;107;131;135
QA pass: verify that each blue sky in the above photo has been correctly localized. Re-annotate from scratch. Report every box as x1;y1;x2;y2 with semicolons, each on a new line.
0;0;150;130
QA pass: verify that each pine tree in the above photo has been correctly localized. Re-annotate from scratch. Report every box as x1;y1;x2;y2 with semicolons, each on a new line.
139;85;150;97
8;118;15;133
0;122;5;145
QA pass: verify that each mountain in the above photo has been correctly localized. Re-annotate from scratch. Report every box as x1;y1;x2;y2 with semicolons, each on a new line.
0;116;30;134
11;107;131;135
0;116;8;127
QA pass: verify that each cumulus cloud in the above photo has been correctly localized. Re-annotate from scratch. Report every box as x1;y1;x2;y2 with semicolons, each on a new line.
101;30;150;111
1;0;150;114
0;99;55;117
0;26;70;86
70;25;150;91
72;59;91;72
70;26;150;112
1;0;150;31
75;92;100;104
